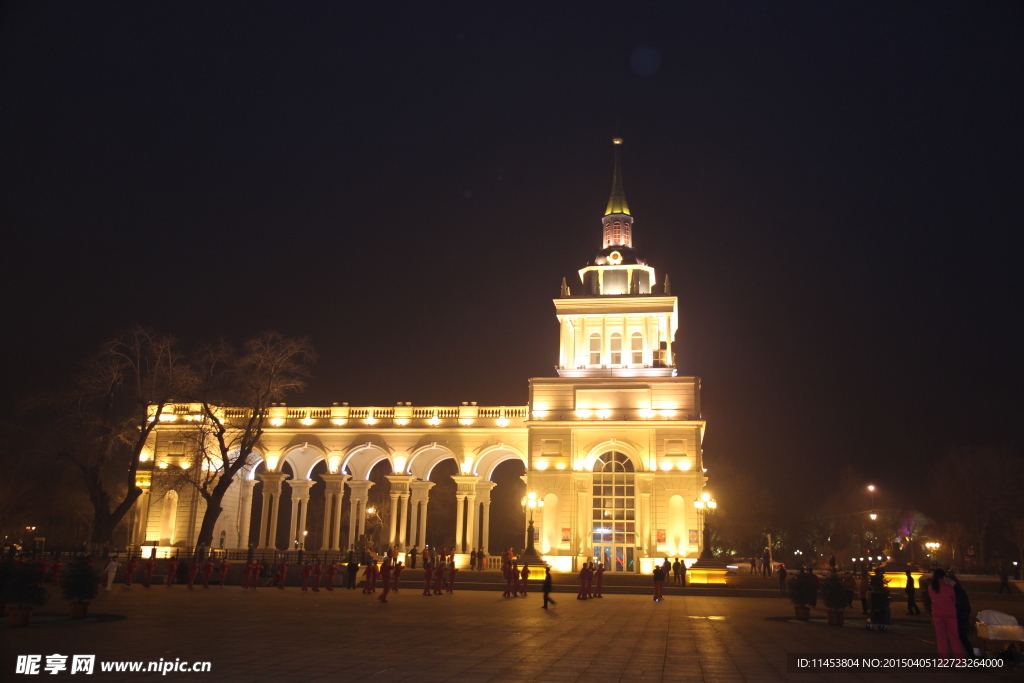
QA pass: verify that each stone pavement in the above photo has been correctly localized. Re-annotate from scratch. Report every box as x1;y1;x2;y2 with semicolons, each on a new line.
3;582;1021;682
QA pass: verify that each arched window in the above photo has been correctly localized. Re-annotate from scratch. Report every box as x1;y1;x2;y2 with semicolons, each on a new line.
589;333;601;365
159;490;179;546
631;332;643;364
610;333;622;365
592;452;636;571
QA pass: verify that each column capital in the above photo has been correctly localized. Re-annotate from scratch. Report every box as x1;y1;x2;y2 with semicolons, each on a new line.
319;473;350;494
258;471;290;492
385;474;415;494
346;479;375;498
286;479;314;499
409;480;436;499
451;475;481;495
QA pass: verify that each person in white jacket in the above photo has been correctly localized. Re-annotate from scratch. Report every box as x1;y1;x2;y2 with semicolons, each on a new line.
104;557;120;591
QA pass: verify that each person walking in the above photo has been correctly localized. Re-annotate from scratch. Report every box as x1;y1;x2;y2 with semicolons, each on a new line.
519;563;530;596
423;562;435;596
433;559;446;595
576;564;589;600
542;567;556;609
408;546;417;569
859;572;870;615
125;556;138;588
447;563;458;593
905;569;922;615
104;556;119;591
51;557;64;587
673;559;682;584
762;548;772;577
998;565;1011;595
301;561;313;591
187;560;201;590
219;558;230;588
392;560;403;592
777;565;788;596
927;569;966;658
593;563;605;598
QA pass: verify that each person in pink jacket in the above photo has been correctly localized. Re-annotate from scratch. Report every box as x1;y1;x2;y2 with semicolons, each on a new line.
927;569;965;657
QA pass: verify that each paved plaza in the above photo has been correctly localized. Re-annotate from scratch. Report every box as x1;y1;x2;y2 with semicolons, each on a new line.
3;580;1021;682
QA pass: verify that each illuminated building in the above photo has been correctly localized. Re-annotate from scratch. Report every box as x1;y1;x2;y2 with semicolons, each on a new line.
135;140;708;572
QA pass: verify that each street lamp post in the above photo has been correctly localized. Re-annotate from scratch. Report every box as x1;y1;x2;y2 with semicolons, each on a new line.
519;492;546;566
693;493;717;560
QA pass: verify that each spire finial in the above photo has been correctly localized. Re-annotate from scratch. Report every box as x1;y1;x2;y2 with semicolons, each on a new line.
605;138;630;216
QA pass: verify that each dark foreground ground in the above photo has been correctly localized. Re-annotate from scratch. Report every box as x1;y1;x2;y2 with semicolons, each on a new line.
3;577;1022;682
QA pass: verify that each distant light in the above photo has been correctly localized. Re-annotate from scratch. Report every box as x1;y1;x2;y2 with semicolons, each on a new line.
678;460;692;471
660;409;676;418
701;492;711;502
596;409;611;419
576;410;592;419
496;418;509;427
459;418;474;426
270;418;284;427
535;462;549;471
613;138;623;145
301;417;314;426
332;418;347;426
639;409;654;419
555;462;566;470
365;417;377;425
428;416;440;426
660;462;672;471
394;418;409;426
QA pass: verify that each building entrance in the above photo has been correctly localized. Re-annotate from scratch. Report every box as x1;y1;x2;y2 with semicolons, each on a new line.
594;544;636;573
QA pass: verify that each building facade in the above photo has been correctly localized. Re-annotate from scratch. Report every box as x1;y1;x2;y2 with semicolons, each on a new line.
133;140;708;572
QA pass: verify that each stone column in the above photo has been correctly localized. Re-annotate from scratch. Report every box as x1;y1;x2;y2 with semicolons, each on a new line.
319;474;350;551
345;480;374;549
287;480;313;550
451;475;480;554
257;472;289;550
132;482;151;548
385;475;414;551
238;479;257;550
398;492;410;549
464;492;477;551
475;481;496;556
407;498;420;548
409;480;435;548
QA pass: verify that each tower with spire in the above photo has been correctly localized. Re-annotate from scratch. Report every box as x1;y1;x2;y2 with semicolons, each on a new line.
526;139;706;574
553;138;679;377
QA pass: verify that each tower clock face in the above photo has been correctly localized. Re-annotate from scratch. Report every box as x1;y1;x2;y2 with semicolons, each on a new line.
608;251;622;265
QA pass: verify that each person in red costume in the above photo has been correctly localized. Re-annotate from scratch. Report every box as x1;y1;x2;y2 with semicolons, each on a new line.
300;561;313;591
276;559;290;589
187;559;200;590
378;557;392;602
241;561;252;590
446;563;458;593
51;557;64;587
362;561;378;594
312;560;323;591
125;557;139;588
253;561;264;590
593;563;604;597
434;560;446;595
585;562;594;598
423;563;434;596
326;559;338;591
165;558;179;587
519;564;530;596
576;564;589;599
202;558;215;588
391;561;403;592
143;557;155;587
219;558;230;587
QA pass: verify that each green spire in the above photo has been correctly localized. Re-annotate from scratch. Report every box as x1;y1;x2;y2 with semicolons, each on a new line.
604;138;631;216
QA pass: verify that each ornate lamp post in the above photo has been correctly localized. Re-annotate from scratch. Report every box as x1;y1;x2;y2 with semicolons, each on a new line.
693;493;717;559
519;492;546;565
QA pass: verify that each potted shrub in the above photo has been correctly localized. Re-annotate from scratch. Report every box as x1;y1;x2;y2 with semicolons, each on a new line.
787;570;816;620
820;572;848;626
3;563;47;627
61;556;98;619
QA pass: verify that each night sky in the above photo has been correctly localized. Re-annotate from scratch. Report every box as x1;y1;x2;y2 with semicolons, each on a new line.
2;2;1021;501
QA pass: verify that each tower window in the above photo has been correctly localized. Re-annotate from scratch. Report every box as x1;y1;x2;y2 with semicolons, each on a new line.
589;333;601;365
610;333;622;365
631;332;643;364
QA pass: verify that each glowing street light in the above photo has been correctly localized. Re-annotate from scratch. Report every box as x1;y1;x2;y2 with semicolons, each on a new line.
520;492;546;565
694;492;718;559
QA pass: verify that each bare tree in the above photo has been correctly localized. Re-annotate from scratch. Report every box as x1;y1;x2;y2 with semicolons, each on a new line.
185;333;315;554
52;327;191;550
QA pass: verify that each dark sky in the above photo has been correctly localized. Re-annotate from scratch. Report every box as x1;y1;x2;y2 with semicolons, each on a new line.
2;2;1021;499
